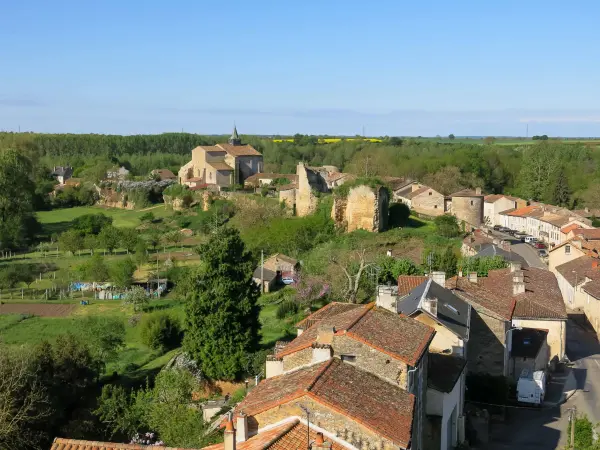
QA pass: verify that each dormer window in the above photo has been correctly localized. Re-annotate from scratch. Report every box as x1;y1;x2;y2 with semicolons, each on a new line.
565;245;571;255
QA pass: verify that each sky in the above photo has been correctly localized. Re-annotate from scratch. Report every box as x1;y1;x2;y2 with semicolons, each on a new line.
1;0;600;137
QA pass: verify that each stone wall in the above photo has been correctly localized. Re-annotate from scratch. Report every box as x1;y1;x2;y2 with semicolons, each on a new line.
252;396;397;450
331;196;348;228
333;185;389;233
282;347;313;371
333;335;409;389
296;163;321;217
413;312;462;354
412;189;445;217
467;308;508;376
279;188;296;210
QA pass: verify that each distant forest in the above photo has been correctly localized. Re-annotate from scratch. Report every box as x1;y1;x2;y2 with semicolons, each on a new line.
2;131;600;209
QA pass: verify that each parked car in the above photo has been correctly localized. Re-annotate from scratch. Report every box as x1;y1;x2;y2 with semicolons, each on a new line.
517;369;546;406
534;242;546;249
538;249;548;258
524;236;537;244
493;225;502;231
507;230;518;236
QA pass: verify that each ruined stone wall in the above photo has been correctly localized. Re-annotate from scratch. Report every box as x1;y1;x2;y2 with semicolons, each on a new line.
331;196;348;228
282;347;313;371
345;185;377;232
466;308;508;376
279;188;296;209
296;163;320;217
452;196;484;229
333;335;409;389
252;396;397;450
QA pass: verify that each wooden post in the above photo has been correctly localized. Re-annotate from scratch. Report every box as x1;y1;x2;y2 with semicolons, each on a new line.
570;406;577;449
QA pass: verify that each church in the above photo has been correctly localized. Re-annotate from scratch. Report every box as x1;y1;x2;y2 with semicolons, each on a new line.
178;126;263;189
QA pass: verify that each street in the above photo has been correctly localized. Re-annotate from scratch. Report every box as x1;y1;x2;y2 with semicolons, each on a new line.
489;230;547;269
484;315;600;449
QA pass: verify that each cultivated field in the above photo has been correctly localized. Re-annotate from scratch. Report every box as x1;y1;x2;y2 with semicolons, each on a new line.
0;303;76;317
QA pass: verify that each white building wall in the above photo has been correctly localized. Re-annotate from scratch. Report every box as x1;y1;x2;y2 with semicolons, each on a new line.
426;370;464;450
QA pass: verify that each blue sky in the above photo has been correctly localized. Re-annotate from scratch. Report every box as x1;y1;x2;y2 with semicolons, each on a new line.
1;0;599;136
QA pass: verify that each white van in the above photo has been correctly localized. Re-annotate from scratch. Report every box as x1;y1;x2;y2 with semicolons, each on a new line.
517;369;546;405
524;236;537;244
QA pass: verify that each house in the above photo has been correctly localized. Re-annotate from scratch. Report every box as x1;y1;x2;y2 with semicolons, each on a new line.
178;126;263;188
377;274;470;450
407;186;446;217
484;194;527;227
267;302;435;450
450;263;567;374
253;254;299;292
52;417;352;450
106;166;130;180
151;169;177;181
572;207;600;219
51;166;73;184
243;173;298;188
508;328;550;380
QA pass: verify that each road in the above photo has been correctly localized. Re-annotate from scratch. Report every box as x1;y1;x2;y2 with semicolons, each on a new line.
489;230;547;269
484;316;600;449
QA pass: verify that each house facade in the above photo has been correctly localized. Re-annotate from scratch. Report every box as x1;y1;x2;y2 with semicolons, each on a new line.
484;194;527;227
178;127;263;189
51;166;73;184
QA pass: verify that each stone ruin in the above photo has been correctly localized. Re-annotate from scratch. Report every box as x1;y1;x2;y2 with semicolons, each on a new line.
332;184;390;232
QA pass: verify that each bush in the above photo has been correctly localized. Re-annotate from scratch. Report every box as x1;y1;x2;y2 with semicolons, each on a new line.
276;299;299;319
140;313;183;353
434;214;460;238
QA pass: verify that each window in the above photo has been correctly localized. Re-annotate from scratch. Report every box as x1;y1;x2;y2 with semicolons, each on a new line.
340;355;356;364
429;191;432;196
565;245;571;255
209;172;212;180
434;205;438;209
470;200;474;206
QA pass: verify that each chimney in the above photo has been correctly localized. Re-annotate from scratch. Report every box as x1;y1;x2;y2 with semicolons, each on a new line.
236;413;248;442
512;270;524;284
265;355;283;378
513;282;526;295
431;271;446;288
475;187;482;195
224;416;236;450
312;432;332;450
510;262;522;273
467;272;478;284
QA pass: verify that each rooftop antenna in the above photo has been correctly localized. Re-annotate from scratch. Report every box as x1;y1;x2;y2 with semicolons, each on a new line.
299;404;312;450
526;123;529;139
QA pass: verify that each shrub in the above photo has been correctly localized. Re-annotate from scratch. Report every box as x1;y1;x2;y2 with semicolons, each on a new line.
389;203;410;228
140;313;183;353
434;214;460;238
276;299;299;319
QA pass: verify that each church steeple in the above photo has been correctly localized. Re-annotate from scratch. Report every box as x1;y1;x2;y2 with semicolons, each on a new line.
228;124;241;146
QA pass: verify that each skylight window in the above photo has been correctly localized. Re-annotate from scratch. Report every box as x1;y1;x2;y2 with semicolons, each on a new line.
444;303;459;315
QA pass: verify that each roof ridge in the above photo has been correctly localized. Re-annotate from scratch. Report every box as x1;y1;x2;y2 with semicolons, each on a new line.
261;419;302;448
345;302;375;333
306;359;335;392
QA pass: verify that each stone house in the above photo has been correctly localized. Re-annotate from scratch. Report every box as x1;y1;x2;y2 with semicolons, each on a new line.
150;168;177;181
253;253;299;292
509;328;549;380
484;194;527;227
406;186;446;217
51;166;73;184
379;273;471;450
106;166;130;180
331;184;390;232
266;302;435;450
450;263;567;373
178;126;263;189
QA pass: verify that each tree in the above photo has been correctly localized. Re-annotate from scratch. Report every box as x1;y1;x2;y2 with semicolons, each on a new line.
439;247;458;276
448;134;455;140
163;230;183;249
140;313;182;353
139;212;155;224
389;203;410;228
75;316;125;361
0;149;38;249
545;166;571;207
99;226;122;254
120;228;139;254
71;213;113;235
434;214;460;237
483;136;496;145
109;258;137;288
183;227;260;380
331;249;375;304
84;234;99;255
145;226;163;252
134;240;149;267
76;254;110;281
0;266;24;288
423;166;465;196
59;230;84;255
378;257;421;284
0;347;51;449
123;286;149;312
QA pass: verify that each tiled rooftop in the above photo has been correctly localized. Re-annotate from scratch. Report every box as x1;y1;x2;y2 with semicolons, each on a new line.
282;302;434;366
235;358;415;448
506;205;542;217
450;267;567;320
555;256;600;287
561;223;582;234
50;439;184;450
573;228;600;240
397;275;428;297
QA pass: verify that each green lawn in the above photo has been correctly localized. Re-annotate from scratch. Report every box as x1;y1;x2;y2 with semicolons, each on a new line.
36;205;173;233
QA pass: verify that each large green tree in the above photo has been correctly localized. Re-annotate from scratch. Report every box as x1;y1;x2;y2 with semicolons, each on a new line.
545;166;571;207
183;227;260;380
0;149;37;249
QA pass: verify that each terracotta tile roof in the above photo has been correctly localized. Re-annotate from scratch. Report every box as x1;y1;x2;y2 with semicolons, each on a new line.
506;205;542;217
295;302;364;330
185;177;204;182
283;303;434;366
449;267;566;320
235;359;415;448
583;279;600;299
193;145;226;153
203;418;352;450
555;256;600;287
484;194;504;203
562;223;582;234
573;229;600;240
216;143;262;157
397;275;428;297
540;214;570;227
208;162;234;171
51;438;184;450
262;253;298;272
451;189;483;197
405;186;432;200
382;176;411;191
573;209;600;218
151;169;176;180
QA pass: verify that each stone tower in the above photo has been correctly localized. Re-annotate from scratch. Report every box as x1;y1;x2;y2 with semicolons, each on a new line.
228;124;242;146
